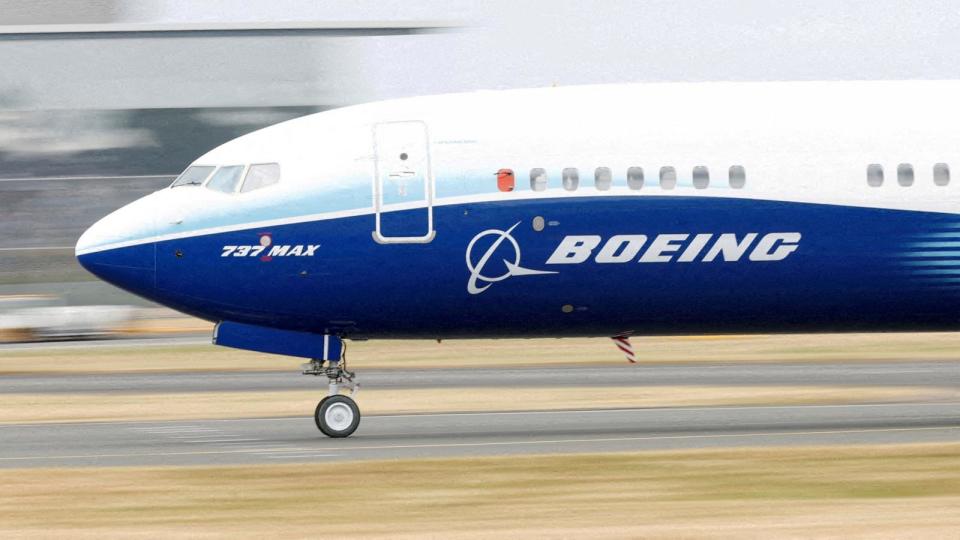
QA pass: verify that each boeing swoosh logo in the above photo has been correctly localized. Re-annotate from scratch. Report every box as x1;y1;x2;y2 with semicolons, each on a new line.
465;222;557;295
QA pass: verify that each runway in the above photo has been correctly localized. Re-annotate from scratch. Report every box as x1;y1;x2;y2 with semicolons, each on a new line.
1;360;958;393
1;402;957;467
1;355;957;468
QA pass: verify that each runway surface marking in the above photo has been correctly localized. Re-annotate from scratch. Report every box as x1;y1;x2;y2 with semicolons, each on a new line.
0;400;956;466
365;401;960;417
0;246;74;251
3;360;956;395
0;336;210;352
0;400;950;427
1;426;955;463
0;174;175;183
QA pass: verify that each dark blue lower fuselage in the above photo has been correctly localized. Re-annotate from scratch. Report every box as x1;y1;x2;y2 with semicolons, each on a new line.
77;196;960;338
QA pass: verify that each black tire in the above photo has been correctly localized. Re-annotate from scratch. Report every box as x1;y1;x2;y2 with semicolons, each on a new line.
315;395;361;438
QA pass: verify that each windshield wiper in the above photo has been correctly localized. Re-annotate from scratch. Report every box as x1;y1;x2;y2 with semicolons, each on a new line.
171;181;202;188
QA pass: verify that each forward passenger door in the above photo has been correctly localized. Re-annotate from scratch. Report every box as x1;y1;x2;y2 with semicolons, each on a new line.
372;121;435;243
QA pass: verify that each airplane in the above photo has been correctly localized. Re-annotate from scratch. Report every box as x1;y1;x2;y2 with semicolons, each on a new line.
76;80;960;437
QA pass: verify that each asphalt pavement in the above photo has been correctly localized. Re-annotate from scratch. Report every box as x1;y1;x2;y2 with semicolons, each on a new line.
0;402;957;468
0;360;957;393
1;343;957;468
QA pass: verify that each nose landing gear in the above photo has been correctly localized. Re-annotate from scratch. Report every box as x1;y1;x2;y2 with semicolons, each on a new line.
303;347;360;438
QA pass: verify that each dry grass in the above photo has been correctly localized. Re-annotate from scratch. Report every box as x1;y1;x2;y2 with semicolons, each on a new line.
3;332;960;374
0;444;957;538
118;317;214;335
0;385;952;424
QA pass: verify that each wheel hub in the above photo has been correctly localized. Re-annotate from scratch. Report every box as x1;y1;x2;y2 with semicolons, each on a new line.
324;402;354;431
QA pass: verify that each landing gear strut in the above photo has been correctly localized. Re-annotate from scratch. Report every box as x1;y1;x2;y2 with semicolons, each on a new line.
303;343;360;438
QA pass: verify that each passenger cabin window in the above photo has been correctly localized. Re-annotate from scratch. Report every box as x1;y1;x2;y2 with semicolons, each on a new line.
171;165;215;188
595;167;612;191
530;168;548;191
497;169;515;192
934;163;951;186
692;166;709;189
729;165;746;189
867;164;884;187
206;165;246;193
241;163;281;193
660;166;677;190
898;163;914;187
627;167;644;190
562;168;579;191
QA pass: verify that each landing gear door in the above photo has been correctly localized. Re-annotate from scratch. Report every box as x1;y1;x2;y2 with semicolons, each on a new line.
373;121;435;243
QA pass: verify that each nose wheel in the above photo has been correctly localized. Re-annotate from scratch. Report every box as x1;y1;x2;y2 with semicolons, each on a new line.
315;394;360;438
303;350;361;438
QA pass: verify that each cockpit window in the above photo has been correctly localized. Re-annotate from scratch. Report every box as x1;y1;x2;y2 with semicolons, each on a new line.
205;165;246;193
240;163;281;193
170;166;215;188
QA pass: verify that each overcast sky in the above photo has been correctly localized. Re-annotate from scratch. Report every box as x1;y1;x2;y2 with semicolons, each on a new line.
4;0;960;109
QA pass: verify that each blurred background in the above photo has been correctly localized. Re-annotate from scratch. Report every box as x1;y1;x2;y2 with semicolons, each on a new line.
2;6;960;537
6;0;960;340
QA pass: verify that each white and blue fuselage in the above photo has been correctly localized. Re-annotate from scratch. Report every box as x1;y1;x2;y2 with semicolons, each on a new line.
76;81;960;339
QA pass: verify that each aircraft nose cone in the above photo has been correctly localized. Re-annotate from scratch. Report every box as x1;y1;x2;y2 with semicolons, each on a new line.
76;198;157;297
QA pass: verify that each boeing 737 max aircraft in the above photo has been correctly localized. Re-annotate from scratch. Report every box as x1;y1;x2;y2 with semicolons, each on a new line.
76;81;960;436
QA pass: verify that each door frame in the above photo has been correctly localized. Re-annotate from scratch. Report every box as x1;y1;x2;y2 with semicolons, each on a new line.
372;120;436;244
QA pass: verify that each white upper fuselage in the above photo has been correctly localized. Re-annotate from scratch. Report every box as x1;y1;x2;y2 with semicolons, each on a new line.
76;80;960;256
